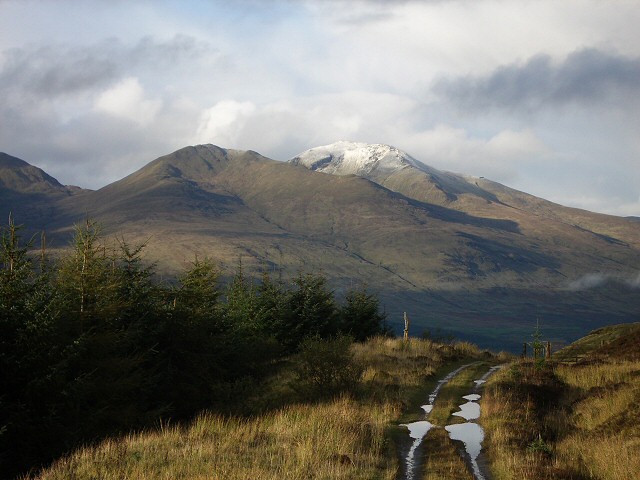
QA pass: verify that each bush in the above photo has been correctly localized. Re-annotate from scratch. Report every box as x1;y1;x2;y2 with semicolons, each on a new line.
292;334;363;399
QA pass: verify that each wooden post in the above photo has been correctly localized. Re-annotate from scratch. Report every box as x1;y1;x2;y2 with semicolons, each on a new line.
546;341;552;359
403;312;410;343
521;342;527;359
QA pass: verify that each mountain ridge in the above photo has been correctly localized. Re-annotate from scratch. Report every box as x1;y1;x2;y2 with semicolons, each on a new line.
2;143;639;349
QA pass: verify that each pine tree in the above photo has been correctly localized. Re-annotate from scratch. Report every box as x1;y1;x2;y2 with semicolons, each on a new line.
339;284;387;341
278;272;339;350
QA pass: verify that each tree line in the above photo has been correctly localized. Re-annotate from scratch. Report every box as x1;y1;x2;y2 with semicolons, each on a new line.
0;217;389;478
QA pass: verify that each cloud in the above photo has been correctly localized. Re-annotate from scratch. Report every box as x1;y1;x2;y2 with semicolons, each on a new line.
435;48;640;113
95;77;162;125
193;92;418;159
196;100;258;146
568;273;612;290
568;272;640;291
0;35;217;100
398;126;549;182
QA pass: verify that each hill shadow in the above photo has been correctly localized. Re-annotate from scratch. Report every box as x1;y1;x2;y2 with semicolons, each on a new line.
405;196;521;234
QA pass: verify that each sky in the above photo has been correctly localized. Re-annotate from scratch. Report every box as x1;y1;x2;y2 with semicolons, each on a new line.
1;0;639;217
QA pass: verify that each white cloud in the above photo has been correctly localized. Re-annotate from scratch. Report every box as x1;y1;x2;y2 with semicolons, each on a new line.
1;1;640;216
94;77;161;125
398;126;549;182
195;100;257;146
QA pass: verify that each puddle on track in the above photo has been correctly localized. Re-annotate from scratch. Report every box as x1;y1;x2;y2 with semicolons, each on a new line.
445;423;486;480
473;365;502;388
445;364;504;480
399;364;473;480
399;364;503;480
452;400;480;421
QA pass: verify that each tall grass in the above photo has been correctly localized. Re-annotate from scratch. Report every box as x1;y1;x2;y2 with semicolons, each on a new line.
481;357;640;480
32;336;486;479
555;360;640;390
36;398;398;480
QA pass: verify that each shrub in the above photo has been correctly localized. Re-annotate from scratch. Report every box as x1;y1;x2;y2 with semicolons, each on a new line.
292;334;363;399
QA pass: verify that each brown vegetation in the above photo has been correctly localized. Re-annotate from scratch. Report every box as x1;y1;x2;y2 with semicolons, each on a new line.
481;323;640;480
31;337;488;479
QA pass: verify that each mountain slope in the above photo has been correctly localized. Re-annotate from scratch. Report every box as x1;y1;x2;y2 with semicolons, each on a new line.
2;145;640;349
291;141;640;249
0;152;88;228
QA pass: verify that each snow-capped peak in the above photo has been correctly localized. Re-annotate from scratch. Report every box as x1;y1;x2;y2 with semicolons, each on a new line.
290;141;428;177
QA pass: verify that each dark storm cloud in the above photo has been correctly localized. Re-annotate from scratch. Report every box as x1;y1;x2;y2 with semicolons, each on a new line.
434;48;640;112
0;35;216;99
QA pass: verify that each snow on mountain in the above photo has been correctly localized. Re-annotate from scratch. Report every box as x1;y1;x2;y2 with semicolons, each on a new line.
290;141;438;177
289;141;509;208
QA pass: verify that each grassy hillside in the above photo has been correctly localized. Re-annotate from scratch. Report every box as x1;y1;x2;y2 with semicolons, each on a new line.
480;323;640;479
21;323;640;479
27;338;495;479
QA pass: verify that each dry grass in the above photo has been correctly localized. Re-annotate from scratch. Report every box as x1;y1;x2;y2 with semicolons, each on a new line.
481;356;640;480
555;360;640;390
552;360;640;480
32;336;487;480
351;337;481;418
36;398;398;480
421;428;474;480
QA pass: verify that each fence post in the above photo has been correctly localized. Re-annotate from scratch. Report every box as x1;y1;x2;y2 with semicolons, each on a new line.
403;312;410;343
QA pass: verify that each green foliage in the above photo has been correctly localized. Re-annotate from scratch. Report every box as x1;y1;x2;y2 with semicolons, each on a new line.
0;218;390;478
292;334;363;399
527;434;552;455
268;272;338;350
339;285;388;341
529;319;545;360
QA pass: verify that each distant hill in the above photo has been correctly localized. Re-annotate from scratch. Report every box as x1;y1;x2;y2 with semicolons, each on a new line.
554;322;640;362
2;144;640;349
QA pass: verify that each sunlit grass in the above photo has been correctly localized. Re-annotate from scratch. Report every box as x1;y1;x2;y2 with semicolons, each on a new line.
36;397;398;480
481;354;640;480
33;336;489;479
422;428;474;480
555;360;640;390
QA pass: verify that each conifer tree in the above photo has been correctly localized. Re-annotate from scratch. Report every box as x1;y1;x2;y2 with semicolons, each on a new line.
279;272;339;350
339;285;388;341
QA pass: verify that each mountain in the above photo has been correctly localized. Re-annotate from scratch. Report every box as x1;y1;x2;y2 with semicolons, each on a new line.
2;144;639;350
290;141;640;249
0;152;88;228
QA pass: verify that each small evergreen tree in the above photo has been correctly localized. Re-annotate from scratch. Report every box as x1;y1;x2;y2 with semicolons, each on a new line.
278;272;339;350
339;285;387;341
292;334;363;398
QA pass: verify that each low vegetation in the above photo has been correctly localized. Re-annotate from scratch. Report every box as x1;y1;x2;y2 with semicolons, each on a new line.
480;323;640;480
29;337;489;480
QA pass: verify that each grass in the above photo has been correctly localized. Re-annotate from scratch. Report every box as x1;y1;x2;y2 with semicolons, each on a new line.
30;336;490;479
35;398;397;480
480;323;640;480
553;322;640;362
421;428;474;480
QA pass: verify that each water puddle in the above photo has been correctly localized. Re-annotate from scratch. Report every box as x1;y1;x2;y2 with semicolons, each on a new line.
402;420;435;477
445;364;503;480
473;365;502;387
399;364;473;480
445;423;485;480
452;399;480;421
399;364;502;480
